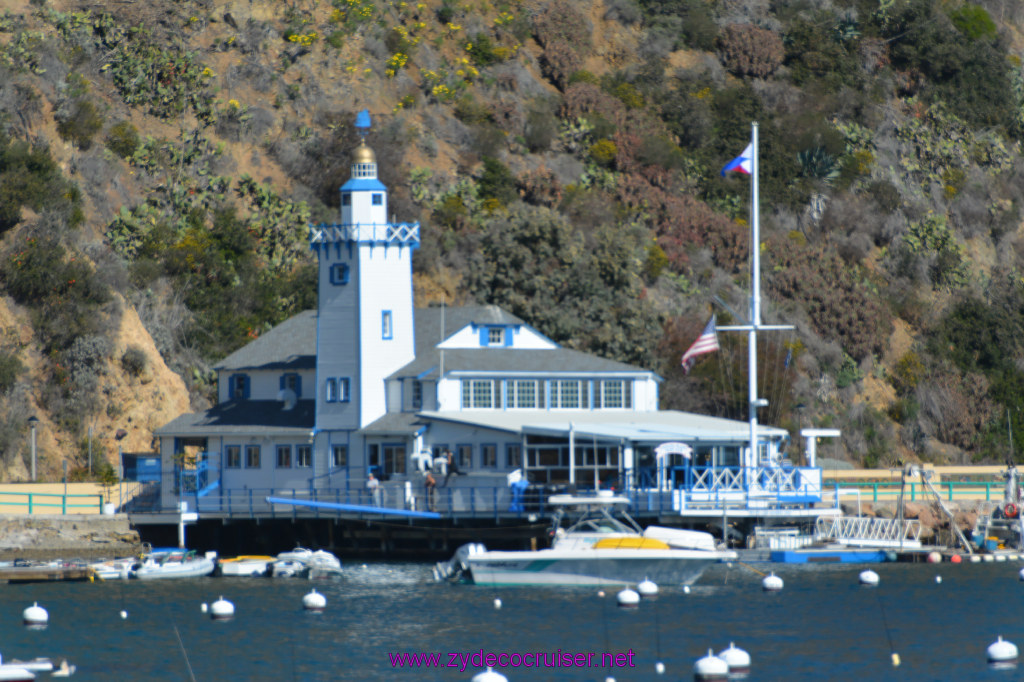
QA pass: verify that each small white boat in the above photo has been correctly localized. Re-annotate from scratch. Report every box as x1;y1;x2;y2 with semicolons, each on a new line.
270;548;342;579
436;494;736;586
217;555;275;577
90;558;135;580
0;653;55;681
133;550;215;580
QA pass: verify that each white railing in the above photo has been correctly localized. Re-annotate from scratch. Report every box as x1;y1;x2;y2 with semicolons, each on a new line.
815;515;922;546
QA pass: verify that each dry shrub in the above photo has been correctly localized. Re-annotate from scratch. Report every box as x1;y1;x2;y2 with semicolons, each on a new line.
533;0;591;51
540;40;582;90
916;371;993;452
517;166;562;207
561;82;626;123
717;24;784;78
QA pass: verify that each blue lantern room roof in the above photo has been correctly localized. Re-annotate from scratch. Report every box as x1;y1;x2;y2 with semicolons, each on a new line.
341;178;387;192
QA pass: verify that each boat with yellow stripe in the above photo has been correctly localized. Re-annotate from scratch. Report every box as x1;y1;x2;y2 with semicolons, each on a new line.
435;494;736;586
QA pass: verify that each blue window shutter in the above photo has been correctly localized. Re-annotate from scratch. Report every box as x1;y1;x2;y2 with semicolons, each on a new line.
478;326;488;346
279;375;285;391
295;375;302;398
504;327;513;346
243;375;251;399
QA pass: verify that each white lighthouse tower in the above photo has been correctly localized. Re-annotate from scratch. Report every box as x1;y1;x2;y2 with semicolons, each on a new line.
311;110;419;435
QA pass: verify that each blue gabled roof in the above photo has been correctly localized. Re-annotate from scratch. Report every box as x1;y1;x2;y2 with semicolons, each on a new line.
340;178;387;192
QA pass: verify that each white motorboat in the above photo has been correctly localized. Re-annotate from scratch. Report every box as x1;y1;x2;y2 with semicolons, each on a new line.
132;550;215;580
270;548;342;579
90;558;135;580
435;494;736;586
0;653;55;681
217;555;275;577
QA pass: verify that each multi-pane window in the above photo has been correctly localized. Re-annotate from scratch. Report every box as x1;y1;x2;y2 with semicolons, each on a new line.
283;373;299;397
553;380;581;408
276;445;292;468
600;380;627;408
245;445;261;468
487;327;504;345
371;193;383;205
296;445;312;468
411;380;423;409
507;380;538;409
482;444;497;467
332;445;347;468
225;445;241;469
462;379;495;408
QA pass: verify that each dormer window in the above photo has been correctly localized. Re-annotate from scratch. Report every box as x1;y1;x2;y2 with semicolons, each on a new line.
488;327;504;345
229;374;250;400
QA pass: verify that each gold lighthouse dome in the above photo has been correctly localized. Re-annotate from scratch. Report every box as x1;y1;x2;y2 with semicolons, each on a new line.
352;141;377;178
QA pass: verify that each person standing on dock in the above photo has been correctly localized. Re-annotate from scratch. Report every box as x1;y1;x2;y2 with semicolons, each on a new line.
424;471;437;512
366;471;381;506
443;449;464;486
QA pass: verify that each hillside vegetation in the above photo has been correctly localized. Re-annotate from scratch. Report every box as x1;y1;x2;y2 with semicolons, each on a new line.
0;0;1023;478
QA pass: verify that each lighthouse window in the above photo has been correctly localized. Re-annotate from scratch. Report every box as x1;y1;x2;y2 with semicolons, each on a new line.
372;193;383;206
330;263;350;285
341;193;351;206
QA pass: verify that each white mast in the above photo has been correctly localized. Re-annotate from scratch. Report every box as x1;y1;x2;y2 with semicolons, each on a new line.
719;122;791;471
748;122;761;470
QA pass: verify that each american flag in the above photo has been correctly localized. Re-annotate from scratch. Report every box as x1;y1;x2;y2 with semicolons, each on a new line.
681;316;720;374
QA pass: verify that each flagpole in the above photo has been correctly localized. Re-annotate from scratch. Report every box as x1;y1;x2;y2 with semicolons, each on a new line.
748;121;760;471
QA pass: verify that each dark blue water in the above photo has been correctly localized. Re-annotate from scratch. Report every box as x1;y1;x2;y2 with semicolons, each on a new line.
2;559;1023;680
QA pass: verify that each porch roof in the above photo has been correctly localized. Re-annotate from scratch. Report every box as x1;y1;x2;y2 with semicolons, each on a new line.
416;410;788;444
154;399;316;438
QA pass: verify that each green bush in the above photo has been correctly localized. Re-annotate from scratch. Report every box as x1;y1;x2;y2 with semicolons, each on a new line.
121;345;148;377
477;157;517;206
0;350;23;394
588;139;617;167
104;120;140;158
56;99;103;150
0;135;82;232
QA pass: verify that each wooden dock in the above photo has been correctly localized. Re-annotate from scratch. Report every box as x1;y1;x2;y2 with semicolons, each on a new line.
0;565;94;584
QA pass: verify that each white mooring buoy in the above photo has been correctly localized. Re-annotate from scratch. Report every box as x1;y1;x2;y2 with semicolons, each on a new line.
693;649;728;681
683;585;691;594
859;569;880;586
616;588;640;607
200;602;208;613
302;589;327;612
655;660;665;674
120;609;128;620
493;597;502;610
761;572;783;592
927;551;942;563
470;666;508;682
717;642;750;675
935;575;942;584
988;636;1019;667
210;596;234;620
637;578;659;598
22;602;48;627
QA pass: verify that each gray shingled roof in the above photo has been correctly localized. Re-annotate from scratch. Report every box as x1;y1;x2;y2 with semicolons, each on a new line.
215;310;318;371
360;411;426;436
154;400;315;437
210;304;649;380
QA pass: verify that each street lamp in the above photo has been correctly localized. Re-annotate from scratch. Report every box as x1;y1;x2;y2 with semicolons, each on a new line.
27;416;38;482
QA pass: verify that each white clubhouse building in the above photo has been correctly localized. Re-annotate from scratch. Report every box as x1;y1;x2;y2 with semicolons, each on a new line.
152;123;826;522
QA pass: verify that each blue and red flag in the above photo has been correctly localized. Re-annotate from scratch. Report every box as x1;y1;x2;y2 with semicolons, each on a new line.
721;143;753;176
